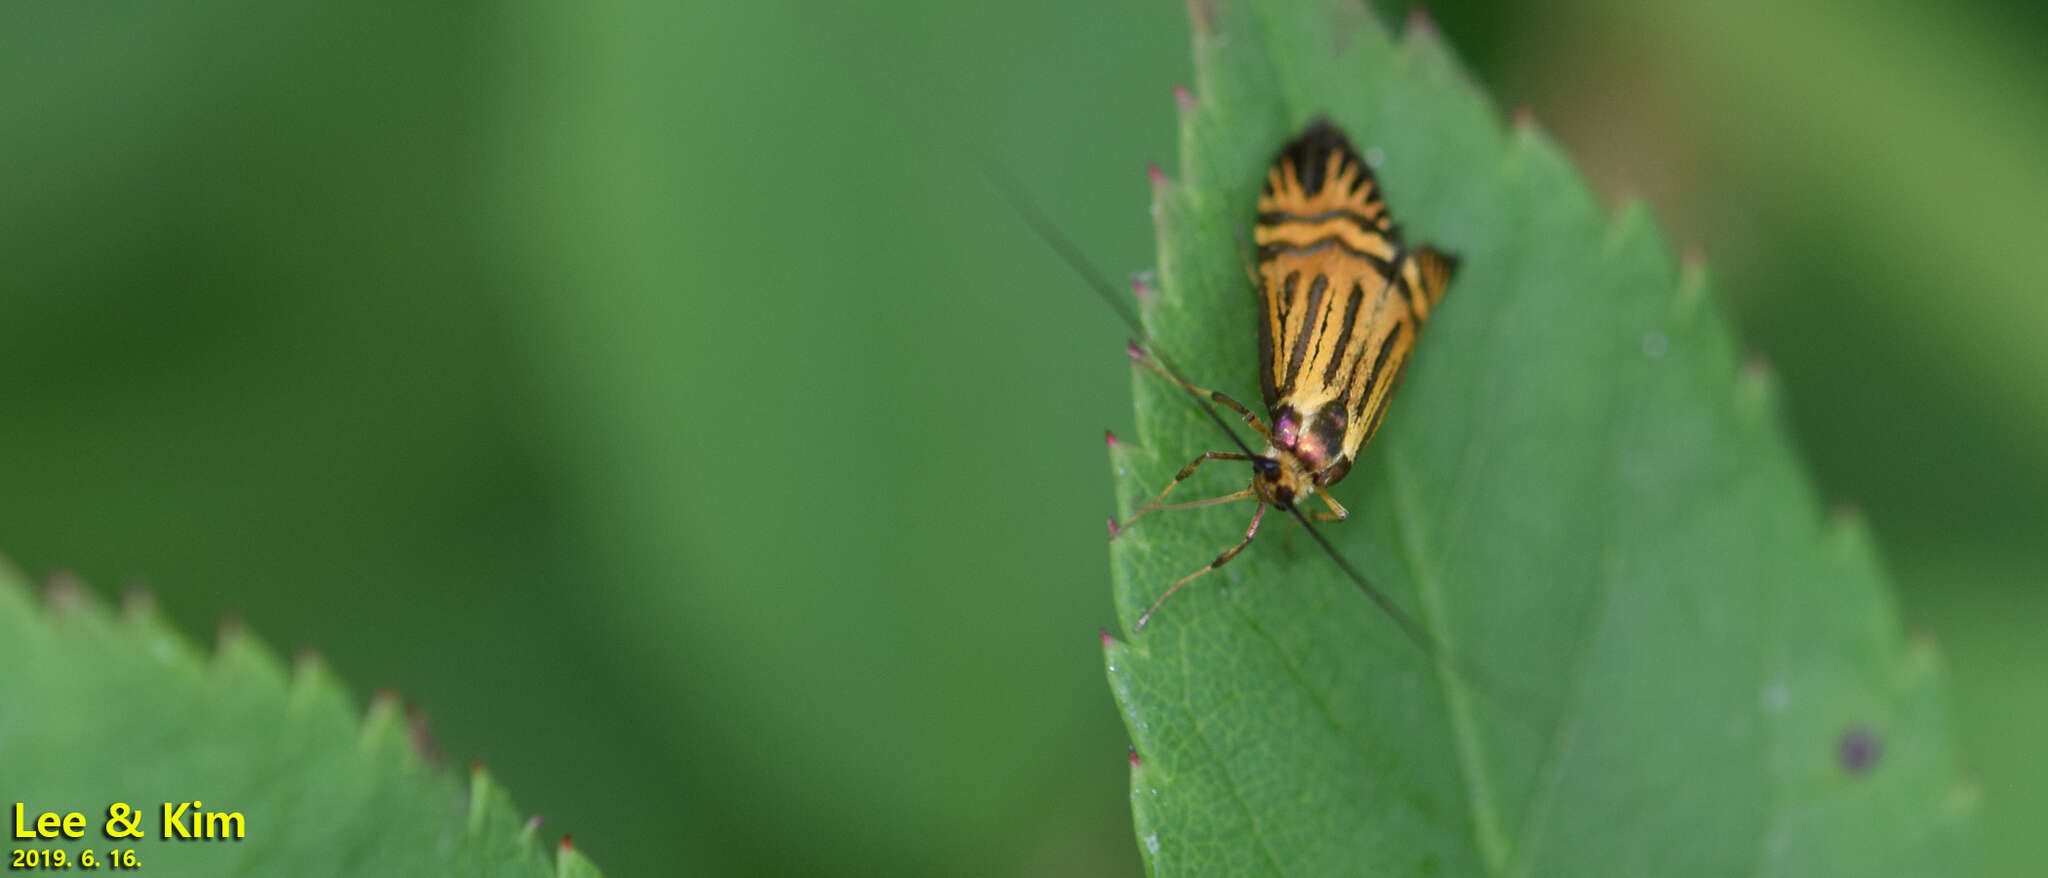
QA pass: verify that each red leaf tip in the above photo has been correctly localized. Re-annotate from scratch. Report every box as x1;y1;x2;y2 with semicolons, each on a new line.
216;614;246;645
1405;5;1438;36
1129;270;1157;300
42;571;83;608
407;705;444;763
120;583;155;616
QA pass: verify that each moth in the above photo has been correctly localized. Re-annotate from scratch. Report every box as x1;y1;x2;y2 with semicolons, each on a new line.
1116;118;1458;631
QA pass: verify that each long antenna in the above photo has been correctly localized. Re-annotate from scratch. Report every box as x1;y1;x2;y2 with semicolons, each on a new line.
969;153;1261;460
1001;147;1479;666
971;107;1435;635
1288;498;1429;651
802;15;1463;670
796;15;1259;459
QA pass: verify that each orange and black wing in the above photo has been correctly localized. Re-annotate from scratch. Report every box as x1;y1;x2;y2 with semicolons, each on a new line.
1252;119;1459;461
1253;118;1403;412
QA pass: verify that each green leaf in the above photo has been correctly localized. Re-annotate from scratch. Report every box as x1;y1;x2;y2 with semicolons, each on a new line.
1103;2;1977;874
0;560;604;878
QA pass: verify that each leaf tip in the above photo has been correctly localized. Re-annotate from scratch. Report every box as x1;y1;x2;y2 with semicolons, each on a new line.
1147;163;1175;196
408;704;444;764
120;582;156;619
215;613;248;653
1183;0;1217;37
1604;200;1666;262
559;833;576;852
1828;500;1864;528
41;570;86;611
1820;503;1879;569
1738;351;1780;409
1130;268;1158;302
1511;103;1537;133
292;646;326;675
368;687;402;721
554;839;602;878
1677;249;1711;309
518;811;546;845
1503;106;1560;169
1403;5;1440;40
359;687;408;750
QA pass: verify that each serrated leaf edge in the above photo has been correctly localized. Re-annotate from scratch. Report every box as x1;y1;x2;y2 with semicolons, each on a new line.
0;554;604;878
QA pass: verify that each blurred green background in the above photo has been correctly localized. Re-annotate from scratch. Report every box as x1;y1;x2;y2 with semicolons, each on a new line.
2;1;2041;875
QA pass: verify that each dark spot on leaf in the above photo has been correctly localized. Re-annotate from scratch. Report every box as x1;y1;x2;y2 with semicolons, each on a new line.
1839;725;1880;774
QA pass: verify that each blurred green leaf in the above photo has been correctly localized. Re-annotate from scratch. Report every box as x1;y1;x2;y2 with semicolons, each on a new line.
1103;1;1976;874
0;561;601;878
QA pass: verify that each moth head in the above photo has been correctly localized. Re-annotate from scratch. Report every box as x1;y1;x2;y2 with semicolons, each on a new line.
1250;451;1312;509
1253;456;1282;482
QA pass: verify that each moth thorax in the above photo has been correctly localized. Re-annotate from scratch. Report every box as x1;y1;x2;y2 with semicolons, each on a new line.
1272;404;1348;474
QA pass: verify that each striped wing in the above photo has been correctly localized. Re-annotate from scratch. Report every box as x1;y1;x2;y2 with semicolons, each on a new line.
1253;119;1456;460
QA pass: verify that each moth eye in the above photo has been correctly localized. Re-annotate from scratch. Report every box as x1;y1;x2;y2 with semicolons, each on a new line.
1255;458;1281;478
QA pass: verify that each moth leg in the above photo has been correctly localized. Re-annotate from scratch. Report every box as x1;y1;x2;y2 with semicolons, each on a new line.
1312;491;1350;522
1115;452;1254;536
1148;488;1257;514
1134;503;1267;632
1131;352;1272;440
